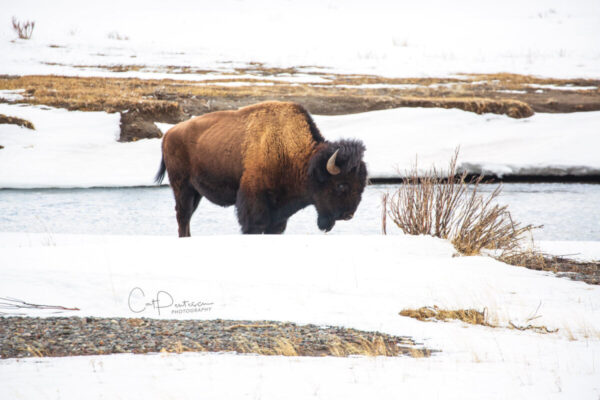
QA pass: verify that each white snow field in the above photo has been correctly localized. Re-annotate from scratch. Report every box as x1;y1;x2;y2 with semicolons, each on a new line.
1;102;599;188
1;0;600;79
0;234;599;399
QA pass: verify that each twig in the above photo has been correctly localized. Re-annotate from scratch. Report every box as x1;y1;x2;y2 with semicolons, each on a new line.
0;297;80;311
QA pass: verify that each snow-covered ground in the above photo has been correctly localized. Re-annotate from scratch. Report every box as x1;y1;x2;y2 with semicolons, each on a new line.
1;233;599;399
2;0;600;79
1;103;599;188
2;2;600;398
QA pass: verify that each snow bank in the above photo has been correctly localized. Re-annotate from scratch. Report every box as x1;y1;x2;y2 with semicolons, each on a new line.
0;233;599;399
0;104;157;188
319;107;600;179
1;103;599;188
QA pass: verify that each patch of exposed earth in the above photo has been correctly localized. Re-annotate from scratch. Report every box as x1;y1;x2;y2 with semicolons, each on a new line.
1;68;598;143
0;317;432;359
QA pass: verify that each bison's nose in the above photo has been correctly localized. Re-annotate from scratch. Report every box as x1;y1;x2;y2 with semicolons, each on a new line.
343;212;354;220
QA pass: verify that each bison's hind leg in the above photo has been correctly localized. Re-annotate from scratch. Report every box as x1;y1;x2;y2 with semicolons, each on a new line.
173;182;202;237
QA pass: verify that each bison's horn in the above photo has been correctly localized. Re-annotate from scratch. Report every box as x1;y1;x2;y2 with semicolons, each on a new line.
326;149;341;175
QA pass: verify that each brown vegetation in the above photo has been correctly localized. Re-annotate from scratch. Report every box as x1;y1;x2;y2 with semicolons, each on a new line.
400;306;488;326
497;249;600;285
400;305;558;334
11;17;35;39
0;114;35;129
382;149;537;255
1;71;598;142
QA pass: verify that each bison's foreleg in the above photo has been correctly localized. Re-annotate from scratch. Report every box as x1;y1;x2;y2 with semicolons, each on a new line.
235;188;271;234
265;219;288;234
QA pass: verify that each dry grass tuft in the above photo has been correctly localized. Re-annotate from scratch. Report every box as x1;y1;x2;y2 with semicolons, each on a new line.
400;306;489;326
383;149;537;255
400;305;559;334
24;344;45;357
327;335;407;357
385;96;533;118
0;114;35;129
497;248;600;285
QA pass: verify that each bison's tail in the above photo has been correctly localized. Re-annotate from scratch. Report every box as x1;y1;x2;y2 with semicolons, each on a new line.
154;155;167;184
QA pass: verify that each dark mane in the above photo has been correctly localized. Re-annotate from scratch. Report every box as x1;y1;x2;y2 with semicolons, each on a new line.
331;139;366;173
308;139;366;184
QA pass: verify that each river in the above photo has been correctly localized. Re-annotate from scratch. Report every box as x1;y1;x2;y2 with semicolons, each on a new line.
1;183;598;241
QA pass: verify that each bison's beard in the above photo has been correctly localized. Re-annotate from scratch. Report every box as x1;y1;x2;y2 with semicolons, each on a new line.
317;214;336;232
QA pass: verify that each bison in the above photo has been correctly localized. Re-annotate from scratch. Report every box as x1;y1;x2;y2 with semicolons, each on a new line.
155;101;367;236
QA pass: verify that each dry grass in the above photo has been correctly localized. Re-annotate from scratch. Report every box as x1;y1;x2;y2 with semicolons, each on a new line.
0;114;35;129
0;75;182;115
377;96;532;118
3;73;594;119
400;305;558;334
23;344;44;357
400;306;489;326
383;149;537;255
497;248;600;285
34;63;595;91
326;335;408;357
162;332;432;358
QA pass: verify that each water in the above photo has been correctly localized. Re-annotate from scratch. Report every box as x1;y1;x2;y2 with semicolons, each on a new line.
1;184;599;241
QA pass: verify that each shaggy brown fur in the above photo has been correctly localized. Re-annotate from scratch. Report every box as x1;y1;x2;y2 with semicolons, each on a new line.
157;101;367;235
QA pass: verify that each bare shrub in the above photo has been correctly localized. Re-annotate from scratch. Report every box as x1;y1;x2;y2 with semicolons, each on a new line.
383;149;537;255
12;17;35;39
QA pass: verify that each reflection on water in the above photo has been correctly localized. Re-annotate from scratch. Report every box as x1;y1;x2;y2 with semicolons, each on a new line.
0;183;599;241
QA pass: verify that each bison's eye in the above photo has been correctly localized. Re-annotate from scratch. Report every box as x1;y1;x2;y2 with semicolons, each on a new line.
336;183;349;194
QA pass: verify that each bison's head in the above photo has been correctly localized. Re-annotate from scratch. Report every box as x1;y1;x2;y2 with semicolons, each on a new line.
308;140;367;232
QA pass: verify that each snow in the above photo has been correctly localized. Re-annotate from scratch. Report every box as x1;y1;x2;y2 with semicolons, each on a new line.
1;0;599;79
536;241;600;261
0;103;155;188
1;350;598;400
498;89;528;94
0;232;599;399
2;103;599;188
0;89;25;102
319;108;600;179
526;83;598;91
